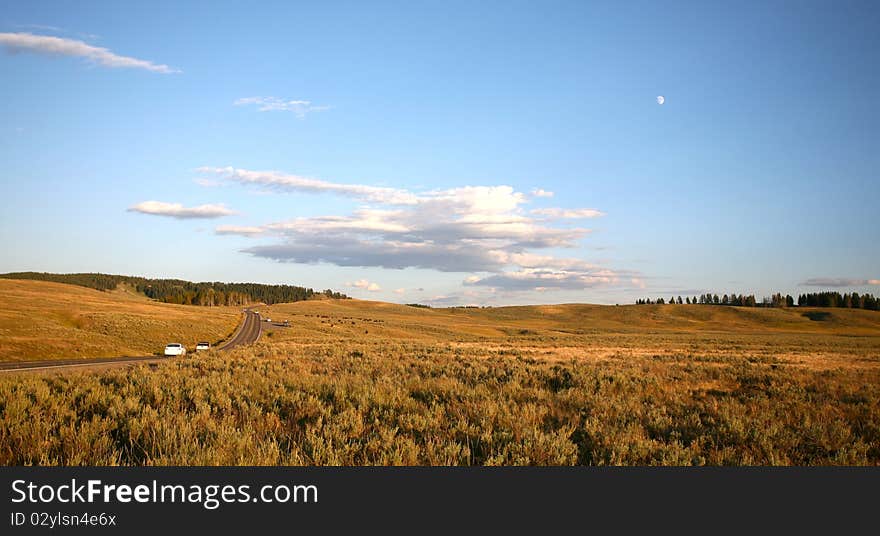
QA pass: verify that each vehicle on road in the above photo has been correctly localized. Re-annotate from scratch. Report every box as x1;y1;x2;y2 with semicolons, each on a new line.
264;318;271;322
164;343;186;356
195;342;210;351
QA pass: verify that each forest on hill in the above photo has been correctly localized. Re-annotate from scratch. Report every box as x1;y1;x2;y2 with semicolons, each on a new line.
0;272;348;306
637;291;879;310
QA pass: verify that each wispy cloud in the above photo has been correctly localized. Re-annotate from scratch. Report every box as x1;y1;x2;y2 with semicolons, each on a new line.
0;32;180;74
128;201;235;219
215;225;264;235
198;167;418;204
347;279;381;292
14;24;64;33
464;269;621;291
12;25;100;42
531;188;554;198
531;207;606;219
234;97;330;118
0;32;179;73
800;278;880;288
194;178;222;188
204;166;641;293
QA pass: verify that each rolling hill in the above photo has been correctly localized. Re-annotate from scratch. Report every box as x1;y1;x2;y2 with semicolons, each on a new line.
0;279;242;361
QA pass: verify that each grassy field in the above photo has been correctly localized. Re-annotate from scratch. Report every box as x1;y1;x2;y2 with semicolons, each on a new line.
1;286;879;465
253;299;880;372
0;279;242;361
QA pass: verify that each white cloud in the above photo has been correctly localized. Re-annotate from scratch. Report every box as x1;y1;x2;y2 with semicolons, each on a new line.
245;237;504;272
347;279;381;292
393;288;406;295
531;188;554;198
0;32;179;73
265;209;411;234
194;178;222;187
215;225;264;236
198;167;419;205
128;201;235;219
205;166;640;293
464;267;624;291
531;207;606;219
234;97;330;118
800;278;880;288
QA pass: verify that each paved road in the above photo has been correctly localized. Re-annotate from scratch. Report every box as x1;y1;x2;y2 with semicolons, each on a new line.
0;310;262;373
216;309;262;350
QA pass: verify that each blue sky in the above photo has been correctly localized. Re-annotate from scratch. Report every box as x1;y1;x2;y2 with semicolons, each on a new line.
1;1;878;305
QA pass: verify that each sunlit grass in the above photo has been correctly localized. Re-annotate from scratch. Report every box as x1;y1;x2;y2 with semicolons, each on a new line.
0;279;241;361
1;284;879;465
1;342;877;465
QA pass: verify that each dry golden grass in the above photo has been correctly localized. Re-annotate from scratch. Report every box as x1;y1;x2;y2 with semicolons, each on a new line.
0;279;242;361
255;299;880;372
2;339;878;465
2;289;879;465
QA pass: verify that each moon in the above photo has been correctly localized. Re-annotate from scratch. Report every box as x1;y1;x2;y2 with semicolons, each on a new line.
656;95;665;105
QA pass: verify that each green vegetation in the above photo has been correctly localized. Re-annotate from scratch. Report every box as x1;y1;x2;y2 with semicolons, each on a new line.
798;291;879;310
638;292;879;310
0;272;348;305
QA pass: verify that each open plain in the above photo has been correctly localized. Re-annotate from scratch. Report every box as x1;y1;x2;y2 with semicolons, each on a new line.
1;279;878;465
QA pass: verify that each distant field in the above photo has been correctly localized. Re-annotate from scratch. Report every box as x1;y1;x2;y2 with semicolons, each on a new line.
254;299;880;372
1;287;879;465
0;279;242;361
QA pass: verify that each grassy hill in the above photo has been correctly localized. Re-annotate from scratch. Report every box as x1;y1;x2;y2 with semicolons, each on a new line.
0;271;347;306
0;279;242;361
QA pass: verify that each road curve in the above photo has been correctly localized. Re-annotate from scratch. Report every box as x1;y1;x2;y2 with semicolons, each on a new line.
0;310;263;373
217;310;262;350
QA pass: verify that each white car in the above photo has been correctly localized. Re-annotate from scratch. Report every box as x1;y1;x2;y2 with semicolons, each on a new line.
195;342;211;351
164;343;186;356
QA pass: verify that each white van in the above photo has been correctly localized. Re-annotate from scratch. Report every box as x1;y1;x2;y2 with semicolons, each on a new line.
164;343;186;356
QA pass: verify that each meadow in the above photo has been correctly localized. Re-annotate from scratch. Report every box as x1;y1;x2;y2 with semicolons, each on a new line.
0;279;242;361
1;282;879;465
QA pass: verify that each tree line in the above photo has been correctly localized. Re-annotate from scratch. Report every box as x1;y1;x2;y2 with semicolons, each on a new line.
0;272;349;306
636;291;878;310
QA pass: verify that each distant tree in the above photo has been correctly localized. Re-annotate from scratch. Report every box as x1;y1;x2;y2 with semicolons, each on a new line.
677;296;683;304
852;292;863;309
